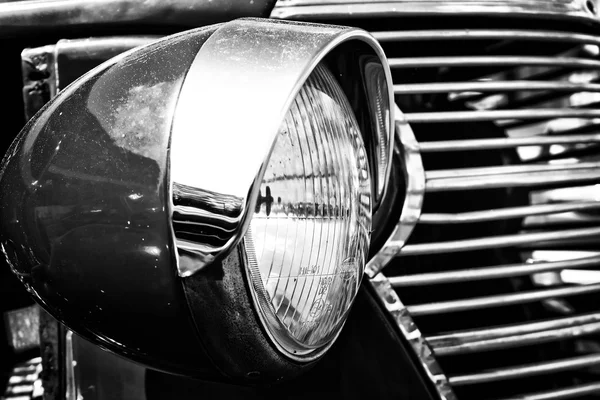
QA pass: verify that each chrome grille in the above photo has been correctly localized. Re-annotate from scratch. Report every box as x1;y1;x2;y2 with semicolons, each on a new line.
372;27;600;400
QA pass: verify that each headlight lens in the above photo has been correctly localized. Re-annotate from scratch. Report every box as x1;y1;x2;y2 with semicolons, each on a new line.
244;62;371;357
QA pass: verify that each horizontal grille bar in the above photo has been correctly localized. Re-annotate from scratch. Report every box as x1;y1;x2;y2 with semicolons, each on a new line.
425;163;600;192
499;382;600;400
389;255;600;287
405;109;600;123
399;227;600;256
371;30;600;45
449;353;600;386
428;312;600;356
389;56;600;69
428;163;600;180
419;202;600;224
395;80;600;95
419;134;600;152
407;283;600;316
429;312;600;348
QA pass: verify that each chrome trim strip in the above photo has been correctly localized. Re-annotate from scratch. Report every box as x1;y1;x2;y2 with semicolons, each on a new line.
389;56;600;69
407;283;600;316
425;163;600;192
428;312;600;348
389;255;600;286
395;81;600;95
370;273;456;400
372;29;600;44
419;202;600;224
419;134;600;152
169;19;394;276
449;353;600;386
366;106;425;278
405;109;600;123
428;162;600;180
430;321;600;356
65;330;76;400
400;227;600;256
271;0;598;22
497;382;600;400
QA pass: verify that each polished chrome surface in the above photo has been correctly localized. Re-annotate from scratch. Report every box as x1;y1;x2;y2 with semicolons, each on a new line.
407;283;600;316
389;56;600;69
405;109;600;123
65;331;76;400
400;227;600;256
497;383;600;400
271;0;599;22
425;163;600;191
395;81;600;94
170;18;394;276
370;273;456;400
366;107;425;278
449;354;600;386
429;313;600;356
428;312;600;346
390;255;600;286
372;29;600;44
419;202;600;224
356;20;600;400
419;135;600;152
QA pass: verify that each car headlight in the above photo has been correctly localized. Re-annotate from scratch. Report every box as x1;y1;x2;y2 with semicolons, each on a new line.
0;18;393;381
245;62;371;358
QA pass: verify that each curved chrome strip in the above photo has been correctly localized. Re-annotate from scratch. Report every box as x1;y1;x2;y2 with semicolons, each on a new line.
366;106;425;278
370;273;456;400
271;0;599;22
169;18;394;277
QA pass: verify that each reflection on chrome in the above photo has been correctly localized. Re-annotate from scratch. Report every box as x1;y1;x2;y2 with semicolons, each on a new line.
370;273;456;400
172;182;244;277
366;108;425;278
244;63;371;359
271;0;598;22
168;19;393;278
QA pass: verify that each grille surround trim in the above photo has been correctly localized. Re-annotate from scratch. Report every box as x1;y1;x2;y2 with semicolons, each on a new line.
271;0;599;22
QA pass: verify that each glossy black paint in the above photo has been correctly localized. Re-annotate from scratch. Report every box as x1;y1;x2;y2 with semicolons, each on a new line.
182;245;308;384
150;281;438;399
0;26;221;374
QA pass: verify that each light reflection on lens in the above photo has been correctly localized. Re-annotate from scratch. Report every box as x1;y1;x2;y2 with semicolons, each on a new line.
245;63;371;354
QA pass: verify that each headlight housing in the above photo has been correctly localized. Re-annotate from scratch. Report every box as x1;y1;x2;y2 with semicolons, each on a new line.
0;18;393;381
